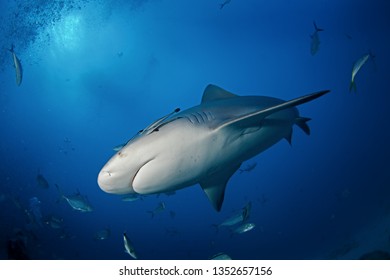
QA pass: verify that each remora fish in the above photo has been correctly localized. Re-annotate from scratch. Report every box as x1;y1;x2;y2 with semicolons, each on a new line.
123;232;138;259
98;84;329;211
8;44;23;86
349;53;371;92
121;193;142;202
310;21;324;56
239;162;257;173
55;184;93;212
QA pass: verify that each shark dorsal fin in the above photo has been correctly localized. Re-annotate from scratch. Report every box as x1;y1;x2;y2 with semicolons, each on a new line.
200;164;241;211
201;84;238;104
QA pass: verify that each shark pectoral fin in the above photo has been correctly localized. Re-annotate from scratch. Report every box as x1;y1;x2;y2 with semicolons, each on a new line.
200;164;241;212
216;90;330;131
295;117;311;135
201;84;238;104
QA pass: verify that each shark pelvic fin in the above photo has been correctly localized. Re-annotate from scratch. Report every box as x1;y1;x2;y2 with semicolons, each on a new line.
201;84;238;104
200;164;240;211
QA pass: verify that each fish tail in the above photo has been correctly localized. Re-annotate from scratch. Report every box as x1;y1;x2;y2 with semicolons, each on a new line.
313;21;324;32
349;80;357;93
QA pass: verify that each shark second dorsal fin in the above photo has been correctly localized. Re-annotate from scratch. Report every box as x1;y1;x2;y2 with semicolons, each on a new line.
201;84;238;104
200;164;241;211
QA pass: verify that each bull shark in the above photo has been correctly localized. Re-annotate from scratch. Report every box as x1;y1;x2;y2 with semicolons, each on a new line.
97;84;329;211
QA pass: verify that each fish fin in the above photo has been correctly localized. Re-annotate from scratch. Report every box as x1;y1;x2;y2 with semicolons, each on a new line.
313;21;324;32
200;164;240;212
201;84;238;104
295;117;311;135
284;128;293;145
216;90;330;131
349;80;357;92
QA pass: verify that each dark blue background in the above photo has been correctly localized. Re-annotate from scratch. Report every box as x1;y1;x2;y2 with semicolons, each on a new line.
0;0;389;260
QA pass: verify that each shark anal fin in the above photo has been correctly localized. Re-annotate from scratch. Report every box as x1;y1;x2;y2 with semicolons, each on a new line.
200;164;241;211
295;117;311;135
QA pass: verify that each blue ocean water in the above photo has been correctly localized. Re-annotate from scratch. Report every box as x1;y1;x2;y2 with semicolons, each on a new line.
0;0;389;260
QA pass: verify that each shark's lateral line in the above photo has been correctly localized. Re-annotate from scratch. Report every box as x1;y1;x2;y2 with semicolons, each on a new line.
98;85;329;211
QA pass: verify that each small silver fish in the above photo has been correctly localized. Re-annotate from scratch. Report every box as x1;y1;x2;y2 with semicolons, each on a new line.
44;215;64;229
94;228;111;240
234;222;256;234
215;202;252;228
123;232;137;259
350;53;371;92
219;0;231;10
56;184;93;212
147;202;165;218
210;252;232;260
121;194;142;202
310;21;324;56
9;44;23;86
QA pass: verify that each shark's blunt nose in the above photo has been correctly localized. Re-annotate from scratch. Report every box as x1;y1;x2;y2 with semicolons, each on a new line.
97;170;112;190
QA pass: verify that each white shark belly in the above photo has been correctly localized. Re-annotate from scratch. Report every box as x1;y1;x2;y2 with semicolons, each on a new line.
131;110;295;195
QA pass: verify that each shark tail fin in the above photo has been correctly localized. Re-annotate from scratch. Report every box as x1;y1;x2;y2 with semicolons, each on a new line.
295;117;311;135
313;21;324;32
349;80;357;93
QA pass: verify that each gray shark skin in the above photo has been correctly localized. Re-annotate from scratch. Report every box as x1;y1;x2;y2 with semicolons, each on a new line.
97;85;329;211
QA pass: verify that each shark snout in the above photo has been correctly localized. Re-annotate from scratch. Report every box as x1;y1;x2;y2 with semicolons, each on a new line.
97;168;135;195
